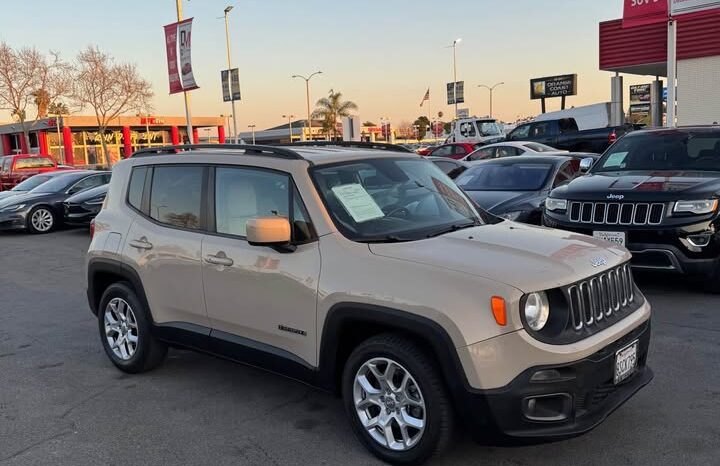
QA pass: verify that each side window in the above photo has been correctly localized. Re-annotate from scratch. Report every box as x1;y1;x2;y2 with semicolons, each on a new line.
530;122;551;137
454;145;469;156
69;174;104;194
215;167;313;242
2;157;12;172
496;146;519;158
467;148;495;161
150;166;204;230
431;146;454;157
509;124;530;140
127;166;148;211
459;122;477;138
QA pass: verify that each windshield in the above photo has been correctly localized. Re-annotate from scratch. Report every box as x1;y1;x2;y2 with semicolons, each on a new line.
14;157;54;169
12;175;52;191
312;158;483;242
455;163;553;191
593;131;720;173
30;173;79;193
478;121;503;137
525;143;557;153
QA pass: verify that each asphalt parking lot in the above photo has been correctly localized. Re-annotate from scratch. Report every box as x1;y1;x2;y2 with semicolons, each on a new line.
1;228;719;466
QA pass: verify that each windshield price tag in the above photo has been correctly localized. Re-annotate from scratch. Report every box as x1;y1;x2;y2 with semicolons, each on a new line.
331;184;385;223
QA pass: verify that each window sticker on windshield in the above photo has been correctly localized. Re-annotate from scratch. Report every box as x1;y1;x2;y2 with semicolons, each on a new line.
331;183;385;223
604;152;628;168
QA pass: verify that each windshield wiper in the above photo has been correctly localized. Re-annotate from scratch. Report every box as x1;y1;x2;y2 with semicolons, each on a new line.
425;220;480;238
360;235;415;244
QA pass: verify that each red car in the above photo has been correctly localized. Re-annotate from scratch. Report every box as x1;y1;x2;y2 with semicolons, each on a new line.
0;154;61;191
426;142;483;160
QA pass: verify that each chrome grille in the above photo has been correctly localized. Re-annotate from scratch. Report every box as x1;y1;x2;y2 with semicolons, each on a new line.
566;263;635;331
568;201;664;225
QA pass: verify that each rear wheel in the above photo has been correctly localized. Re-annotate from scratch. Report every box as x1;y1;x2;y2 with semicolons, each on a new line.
98;283;167;373
342;334;454;465
27;206;55;234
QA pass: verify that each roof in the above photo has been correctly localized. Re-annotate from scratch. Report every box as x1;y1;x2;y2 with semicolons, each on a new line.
625;125;720;136
129;142;418;167
468;155;574;166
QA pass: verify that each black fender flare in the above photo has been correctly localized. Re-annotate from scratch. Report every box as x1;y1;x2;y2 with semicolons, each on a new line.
86;257;150;317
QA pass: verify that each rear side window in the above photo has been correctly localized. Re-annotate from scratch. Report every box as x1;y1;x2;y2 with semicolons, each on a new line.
127;167;148;211
14;157;54;169
149;166;204;230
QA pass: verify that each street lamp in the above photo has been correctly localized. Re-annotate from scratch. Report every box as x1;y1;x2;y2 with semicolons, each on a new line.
292;71;322;141
223;5;239;143
477;82;505;118
248;124;256;145
447;38;462;119
282;115;295;143
136;112;152;148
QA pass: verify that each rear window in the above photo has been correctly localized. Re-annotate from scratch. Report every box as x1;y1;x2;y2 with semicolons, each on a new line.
456;163;553;191
14;157;55;169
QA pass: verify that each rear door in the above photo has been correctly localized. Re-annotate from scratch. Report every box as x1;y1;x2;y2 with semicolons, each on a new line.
122;164;210;328
201;166;321;366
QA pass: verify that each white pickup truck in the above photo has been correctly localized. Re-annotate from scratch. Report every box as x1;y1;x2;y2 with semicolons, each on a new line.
446;117;506;145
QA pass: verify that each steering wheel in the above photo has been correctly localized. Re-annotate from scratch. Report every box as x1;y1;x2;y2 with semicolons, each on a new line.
382;205;411;218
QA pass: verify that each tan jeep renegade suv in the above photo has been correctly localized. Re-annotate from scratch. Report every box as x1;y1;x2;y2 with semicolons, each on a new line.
86;143;653;465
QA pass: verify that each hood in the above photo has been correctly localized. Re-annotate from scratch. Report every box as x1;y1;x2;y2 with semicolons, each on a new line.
553;171;720;201
0;190;24;201
368;222;629;293
0;192;53;209
465;190;545;213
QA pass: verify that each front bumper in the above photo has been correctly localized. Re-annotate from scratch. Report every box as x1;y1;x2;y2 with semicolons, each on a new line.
0;211;27;230
543;213;720;275
458;320;652;441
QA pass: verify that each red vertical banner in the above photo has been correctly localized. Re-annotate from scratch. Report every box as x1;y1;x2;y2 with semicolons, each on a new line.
164;22;183;94
623;0;669;28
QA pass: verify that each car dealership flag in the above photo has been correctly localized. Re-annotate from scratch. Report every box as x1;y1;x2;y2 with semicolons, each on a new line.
177;18;199;91
163;22;183;94
420;88;430;107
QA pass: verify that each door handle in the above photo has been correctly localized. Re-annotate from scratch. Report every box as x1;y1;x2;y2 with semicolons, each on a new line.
205;254;234;267
129;238;153;250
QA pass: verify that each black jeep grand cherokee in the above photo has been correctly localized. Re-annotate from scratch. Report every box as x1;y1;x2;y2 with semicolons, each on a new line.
543;126;720;285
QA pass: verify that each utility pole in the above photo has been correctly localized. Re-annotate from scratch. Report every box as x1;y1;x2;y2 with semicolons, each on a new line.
478;82;505;118
223;5;239;142
176;0;193;143
248;124;256;144
282;115;295;143
292;71;322;141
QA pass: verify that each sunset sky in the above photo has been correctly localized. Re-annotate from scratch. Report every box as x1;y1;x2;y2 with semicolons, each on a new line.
0;0;654;129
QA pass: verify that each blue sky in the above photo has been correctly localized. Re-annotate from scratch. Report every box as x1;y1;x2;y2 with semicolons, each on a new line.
0;0;649;128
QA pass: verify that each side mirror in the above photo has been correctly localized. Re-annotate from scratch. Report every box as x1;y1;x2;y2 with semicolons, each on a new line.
579;157;594;174
246;217;294;252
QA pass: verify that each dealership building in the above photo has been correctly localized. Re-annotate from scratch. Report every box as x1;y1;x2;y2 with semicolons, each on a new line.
0;115;226;167
600;3;720;126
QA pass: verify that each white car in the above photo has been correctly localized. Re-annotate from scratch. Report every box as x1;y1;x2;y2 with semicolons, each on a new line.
463;141;565;162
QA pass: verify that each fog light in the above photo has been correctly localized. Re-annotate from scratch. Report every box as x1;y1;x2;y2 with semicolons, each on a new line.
522;393;572;422
686;235;711;248
530;368;575;383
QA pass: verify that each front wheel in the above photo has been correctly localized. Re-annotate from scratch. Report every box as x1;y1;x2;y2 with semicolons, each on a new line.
342;334;454;465
27;206;55;234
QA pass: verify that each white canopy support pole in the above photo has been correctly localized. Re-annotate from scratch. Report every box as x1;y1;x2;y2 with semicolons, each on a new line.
667;18;677;127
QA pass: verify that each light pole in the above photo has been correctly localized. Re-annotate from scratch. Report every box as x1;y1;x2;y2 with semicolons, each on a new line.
448;38;462;119
223;5;239;143
477;82;505;118
292;71;322;141
136;112;151;147
248;124;256;145
282;115;295;143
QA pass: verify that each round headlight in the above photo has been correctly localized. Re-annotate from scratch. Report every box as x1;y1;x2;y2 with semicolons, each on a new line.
524;292;550;331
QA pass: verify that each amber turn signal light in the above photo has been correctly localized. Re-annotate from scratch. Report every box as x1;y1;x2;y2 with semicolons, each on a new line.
491;296;507;326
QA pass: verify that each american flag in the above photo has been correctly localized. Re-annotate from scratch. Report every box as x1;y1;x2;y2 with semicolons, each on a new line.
419;88;430;107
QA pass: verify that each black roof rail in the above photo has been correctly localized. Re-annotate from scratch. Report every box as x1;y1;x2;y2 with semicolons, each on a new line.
278;141;414;153
130;143;305;160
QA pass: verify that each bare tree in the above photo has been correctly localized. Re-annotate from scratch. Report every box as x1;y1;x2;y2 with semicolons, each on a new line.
73;46;153;166
0;43;73;152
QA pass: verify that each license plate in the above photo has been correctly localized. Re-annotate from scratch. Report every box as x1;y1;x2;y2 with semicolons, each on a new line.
614;340;639;384
594;231;626;247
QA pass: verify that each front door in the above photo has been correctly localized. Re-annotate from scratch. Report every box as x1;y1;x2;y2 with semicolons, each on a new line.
201;166;321;366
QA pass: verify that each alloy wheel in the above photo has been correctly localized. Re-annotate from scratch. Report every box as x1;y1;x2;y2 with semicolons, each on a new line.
31;208;53;232
103;298;139;360
353;357;426;451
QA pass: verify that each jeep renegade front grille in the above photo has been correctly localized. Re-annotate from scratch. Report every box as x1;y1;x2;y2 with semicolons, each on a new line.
568;201;665;225
566;263;635;332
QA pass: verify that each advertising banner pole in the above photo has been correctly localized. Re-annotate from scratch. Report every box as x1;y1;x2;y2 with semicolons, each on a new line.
667;17;676;127
176;0;193;143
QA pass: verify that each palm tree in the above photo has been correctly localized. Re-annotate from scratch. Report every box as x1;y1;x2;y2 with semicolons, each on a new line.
311;89;358;140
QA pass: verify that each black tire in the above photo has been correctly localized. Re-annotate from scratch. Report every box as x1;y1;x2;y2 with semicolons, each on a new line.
342;334;454;465
26;206;56;234
97;282;167;373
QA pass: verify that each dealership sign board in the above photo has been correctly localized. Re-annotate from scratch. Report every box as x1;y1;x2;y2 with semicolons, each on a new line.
446;81;465;105
530;74;577;100
623;0;720;27
164;18;199;94
221;68;241;102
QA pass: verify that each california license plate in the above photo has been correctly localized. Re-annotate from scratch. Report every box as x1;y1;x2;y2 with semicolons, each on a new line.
594;231;626;247
614;340;639;385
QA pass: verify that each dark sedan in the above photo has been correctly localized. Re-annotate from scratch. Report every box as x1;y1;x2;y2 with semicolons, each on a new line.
0;170;110;233
455;156;582;224
0;170;81;202
63;184;108;226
